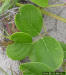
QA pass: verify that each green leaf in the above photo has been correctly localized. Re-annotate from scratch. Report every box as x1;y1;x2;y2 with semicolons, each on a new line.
15;4;43;37
20;62;53;74
7;43;32;60
10;32;32;43
30;0;48;7
22;69;38;75
29;36;64;71
60;42;66;59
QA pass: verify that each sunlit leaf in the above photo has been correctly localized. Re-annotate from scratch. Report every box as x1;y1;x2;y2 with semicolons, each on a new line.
20;62;53;74
29;36;64;71
15;4;43;37
10;32;32;43
7;43;32;60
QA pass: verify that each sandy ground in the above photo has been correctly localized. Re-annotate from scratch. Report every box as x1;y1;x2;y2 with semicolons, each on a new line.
0;0;66;75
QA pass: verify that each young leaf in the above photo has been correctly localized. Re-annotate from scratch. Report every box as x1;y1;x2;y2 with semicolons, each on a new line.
15;4;43;37
7;43;32;60
20;62;53;74
60;42;66;59
10;32;32;43
29;36;64;71
30;0;48;7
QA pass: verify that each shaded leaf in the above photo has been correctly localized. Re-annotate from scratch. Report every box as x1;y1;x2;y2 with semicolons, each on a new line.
7;42;32;60
10;32;32;43
20;62;53;74
22;69;38;75
30;0;48;7
15;4;43;37
29;36;64;71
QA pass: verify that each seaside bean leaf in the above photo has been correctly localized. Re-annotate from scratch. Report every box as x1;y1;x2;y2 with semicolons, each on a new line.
20;62;53;74
10;32;32;43
7;42;32;60
15;4;43;37
29;36;64;71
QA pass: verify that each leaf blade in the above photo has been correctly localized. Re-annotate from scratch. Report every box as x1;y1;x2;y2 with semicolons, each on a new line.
29;36;64;71
20;62;53;74
7;43;32;60
15;4;43;37
10;32;32;43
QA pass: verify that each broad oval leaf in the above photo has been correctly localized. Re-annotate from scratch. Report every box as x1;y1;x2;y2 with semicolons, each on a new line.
30;0;48;7
15;4;43;37
29;36;64;71
20;62;53;74
7;43;32;60
10;32;32;43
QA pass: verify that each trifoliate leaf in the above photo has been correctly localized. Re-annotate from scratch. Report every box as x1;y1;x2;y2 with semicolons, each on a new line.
20;62;53;74
7;43;32;60
10;32;32;43
15;4;43;37
29;36;64;71
30;0;48;7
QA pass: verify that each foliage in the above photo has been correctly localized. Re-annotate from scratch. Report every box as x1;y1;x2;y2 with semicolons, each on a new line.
10;32;32;43
4;0;66;74
15;4;43;37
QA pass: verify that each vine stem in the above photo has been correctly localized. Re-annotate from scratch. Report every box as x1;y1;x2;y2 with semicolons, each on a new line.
16;3;66;8
41;8;66;23
16;3;24;7
16;3;66;23
45;3;66;8
43;23;47;33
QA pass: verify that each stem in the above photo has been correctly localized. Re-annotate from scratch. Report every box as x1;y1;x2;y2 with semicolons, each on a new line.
41;8;66;23
0;40;14;46
45;3;66;8
16;3;66;23
43;23;47;33
16;3;24;7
